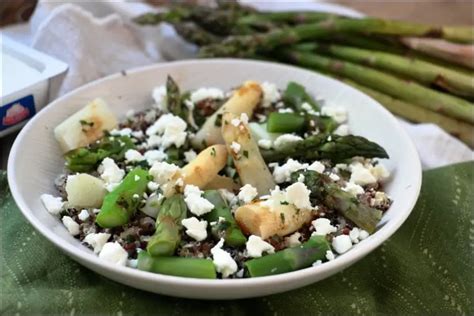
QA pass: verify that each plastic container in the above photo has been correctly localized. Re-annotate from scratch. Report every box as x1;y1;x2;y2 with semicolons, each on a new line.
0;36;68;137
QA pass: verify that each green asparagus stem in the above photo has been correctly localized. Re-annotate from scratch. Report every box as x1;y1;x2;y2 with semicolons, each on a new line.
173;22;221;45
166;75;185;119
310;43;474;97
147;194;187;257
291;170;382;233
340;78;474;148
261;134;389;163
283;81;321;112
199;18;474;58
281;50;474;124
203;190;246;247
245;235;330;277
64;135;135;172
137;251;216;279
267;112;306;133
96;168;150;228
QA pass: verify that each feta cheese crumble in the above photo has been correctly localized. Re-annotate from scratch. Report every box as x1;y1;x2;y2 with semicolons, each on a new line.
307;161;325;173
83;233;111;253
359;230;369;240
326;250;336;261
312;218;337;236
370;164;390;182
342;182;364;197
321;105;348;123
78;209;90;221
183;185;214;216
190;87;224;104
145;113;187;148
230;141;241;154
99;242;128;266
152;85;167;111
273;134;303;150
272;159;308;183
238;184;258;203
149;161;180;185
211;239;238;278
261;82;281;108
40;194;64;215
285;182;312;210
99;158;125;187
125;149;145;162
181;217;208;241
184;149;197;163
285;232;302;247
349;162;377;186
246;235;275;258
62;216;80;236
144;149;167;166
332;235;352;254
258;139;272;149
334;124;349;136
110;128;132;137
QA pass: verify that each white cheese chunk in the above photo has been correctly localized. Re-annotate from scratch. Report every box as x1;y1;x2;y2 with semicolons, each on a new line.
285;232;302;247
261;82;281;108
98;157;125;185
273;134;303;150
325;250;335;261
78;209;90;221
332;235;352;254
350;163;377;186
257;139;272;149
370;164;390;182
62;216;80;236
246;235;275;258
359;230;369;240
342;182;364;197
144;149;167;166
211;238;238;278
146;135;162;148
321;105;347;123
183;185;214;216
272;159;308;183
99;242;128;266
285;182;312;210
312;218;337;236
40;194;64;215
190;87;224;103
349;227;360;243
145;113;187;148
152;85;167;111
307;161;325;173
334;124;350;136
184;149;197;163
125;149;145;162
84;232;111;253
149;161;180;185
230;141;241;154
181;217;208;241
238;184;258;203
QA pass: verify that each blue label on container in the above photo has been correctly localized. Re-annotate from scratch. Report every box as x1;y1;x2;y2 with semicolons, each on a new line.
0;95;36;131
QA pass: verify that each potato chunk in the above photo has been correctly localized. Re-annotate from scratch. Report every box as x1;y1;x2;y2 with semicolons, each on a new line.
181;145;228;189
191;81;262;148
66;173;107;208
235;202;312;239
221;112;275;195
54;98;117;153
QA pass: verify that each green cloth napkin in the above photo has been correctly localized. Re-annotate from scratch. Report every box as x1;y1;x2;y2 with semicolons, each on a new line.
1;162;473;315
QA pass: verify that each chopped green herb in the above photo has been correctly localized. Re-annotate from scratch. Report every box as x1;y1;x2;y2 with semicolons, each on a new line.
210;147;216;157
215;113;223;127
280;201;289;205
243;150;249;158
79;120;94;127
280;212;285;223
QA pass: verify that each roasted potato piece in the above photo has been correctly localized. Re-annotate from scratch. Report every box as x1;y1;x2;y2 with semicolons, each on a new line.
54;98;118;152
181;145;228;189
235;202;312;239
221;112;275;195
191;81;262;148
66;173;107;208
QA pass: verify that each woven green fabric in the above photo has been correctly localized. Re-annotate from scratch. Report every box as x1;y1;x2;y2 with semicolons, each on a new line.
1;162;473;315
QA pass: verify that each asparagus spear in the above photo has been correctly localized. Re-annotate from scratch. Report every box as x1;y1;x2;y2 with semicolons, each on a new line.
147;194;187;256
261;134;389;163
96;168;150;228
340;78;474;148
65;135;135;172
173;22;221;45
137;251;216;279
267;112;306;134
203;190;246;247
291;170;382;233
166;75;185;119
308;43;474;97
244;235;330;277
283;81;321;111
199;18;474;57
281;50;474;124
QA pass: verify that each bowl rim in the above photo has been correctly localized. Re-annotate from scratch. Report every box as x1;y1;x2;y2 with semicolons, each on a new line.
7;58;422;290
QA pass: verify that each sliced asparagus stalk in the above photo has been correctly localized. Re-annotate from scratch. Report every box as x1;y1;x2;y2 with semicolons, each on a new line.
147;194;187;257
244;235;330;277
137;251;216;279
221;112;276;195
96;168;150;228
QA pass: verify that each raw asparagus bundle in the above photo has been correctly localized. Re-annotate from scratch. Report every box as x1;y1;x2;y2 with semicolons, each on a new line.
147;194;187;256
203;190;247;247
290;170;382;233
260;134;389;164
96;168;150;228
137;251;216;279
245;235;330;277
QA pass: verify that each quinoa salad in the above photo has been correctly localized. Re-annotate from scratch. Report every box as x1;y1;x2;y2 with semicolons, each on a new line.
41;77;391;279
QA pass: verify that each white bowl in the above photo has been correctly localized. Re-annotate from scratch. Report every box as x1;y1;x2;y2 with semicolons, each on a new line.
8;59;422;299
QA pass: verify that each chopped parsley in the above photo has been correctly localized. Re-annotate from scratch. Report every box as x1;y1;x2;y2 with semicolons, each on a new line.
210;147;216;157
280;213;285;223
214;113;223;127
243;150;249;158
